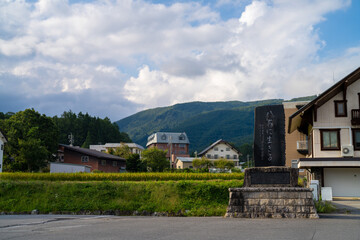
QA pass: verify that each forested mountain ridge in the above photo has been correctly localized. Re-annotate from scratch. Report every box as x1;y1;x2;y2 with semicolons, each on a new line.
116;97;317;154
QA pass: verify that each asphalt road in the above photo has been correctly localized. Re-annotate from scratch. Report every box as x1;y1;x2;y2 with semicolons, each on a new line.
0;215;360;240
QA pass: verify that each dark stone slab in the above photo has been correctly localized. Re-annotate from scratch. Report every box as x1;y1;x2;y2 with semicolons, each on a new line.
243;167;299;187
254;105;285;167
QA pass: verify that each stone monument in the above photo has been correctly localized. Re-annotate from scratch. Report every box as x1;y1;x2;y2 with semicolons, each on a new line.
225;105;318;218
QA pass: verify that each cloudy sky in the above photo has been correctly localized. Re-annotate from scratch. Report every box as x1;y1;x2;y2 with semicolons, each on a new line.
1;0;360;121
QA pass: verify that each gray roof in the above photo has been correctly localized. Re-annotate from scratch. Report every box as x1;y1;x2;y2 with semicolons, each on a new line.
176;157;196;163
198;139;240;156
146;132;190;146
60;144;126;161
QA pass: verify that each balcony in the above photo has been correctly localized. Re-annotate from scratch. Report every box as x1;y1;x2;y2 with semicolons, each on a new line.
351;109;360;125
296;141;308;155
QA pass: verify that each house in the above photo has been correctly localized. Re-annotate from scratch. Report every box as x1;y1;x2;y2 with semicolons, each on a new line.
0;129;7;173
175;157;196;169
58;144;126;173
198;139;241;166
90;143;144;156
283;101;310;176
146;132;190;168
288;67;360;197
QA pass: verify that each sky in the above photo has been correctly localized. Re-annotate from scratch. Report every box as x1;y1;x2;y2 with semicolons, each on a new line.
1;0;360;121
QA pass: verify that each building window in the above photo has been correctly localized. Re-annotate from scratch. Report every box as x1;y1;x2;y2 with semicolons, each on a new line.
207;154;212;159
334;100;347;117
179;144;185;148
221;149;224;152
1;144;3;150
226;155;230;159
320;129;340;150
353;129;360;150
179;134;186;140
81;156;89;162
233;155;237;159
226;147;230;151
214;147;218;151
101;160;106;166
161;134;167;140
214;154;218;159
112;161;117;167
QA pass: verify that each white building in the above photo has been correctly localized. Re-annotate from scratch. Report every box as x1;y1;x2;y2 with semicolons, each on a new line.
0;130;7;173
198;139;241;166
289;67;360;197
90;142;144;156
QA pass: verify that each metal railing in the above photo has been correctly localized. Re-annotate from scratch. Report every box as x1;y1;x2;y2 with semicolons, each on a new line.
297;141;308;151
351;109;360;125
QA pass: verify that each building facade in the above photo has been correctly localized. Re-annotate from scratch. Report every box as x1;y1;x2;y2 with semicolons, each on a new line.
288;67;360;197
90;143;144;156
0;130;7;173
198;139;240;166
283;101;310;176
58;144;126;173
146;132;190;168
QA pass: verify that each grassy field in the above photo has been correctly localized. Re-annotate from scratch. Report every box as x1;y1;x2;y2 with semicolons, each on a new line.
0;173;244;216
0;172;244;181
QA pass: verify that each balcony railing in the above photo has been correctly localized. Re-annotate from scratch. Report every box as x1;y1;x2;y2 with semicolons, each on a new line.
351;109;360;125
296;140;308;155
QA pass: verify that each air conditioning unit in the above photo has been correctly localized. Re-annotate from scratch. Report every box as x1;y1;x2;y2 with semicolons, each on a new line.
341;145;354;157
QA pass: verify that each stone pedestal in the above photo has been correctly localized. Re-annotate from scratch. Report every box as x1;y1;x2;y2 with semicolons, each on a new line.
225;187;318;218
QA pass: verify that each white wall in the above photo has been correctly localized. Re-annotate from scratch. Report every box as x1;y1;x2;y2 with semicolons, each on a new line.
205;143;239;160
312;78;360;157
0;138;4;173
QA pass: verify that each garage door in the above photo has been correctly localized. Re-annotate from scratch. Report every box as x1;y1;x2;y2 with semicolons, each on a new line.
324;168;360;197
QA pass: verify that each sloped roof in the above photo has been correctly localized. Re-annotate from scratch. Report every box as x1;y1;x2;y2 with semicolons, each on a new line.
60;144;126;161
288;67;360;133
198;139;240;156
176;157;196;163
146;132;190;146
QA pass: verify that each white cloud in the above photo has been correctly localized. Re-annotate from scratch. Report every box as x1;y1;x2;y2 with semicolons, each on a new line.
0;0;358;120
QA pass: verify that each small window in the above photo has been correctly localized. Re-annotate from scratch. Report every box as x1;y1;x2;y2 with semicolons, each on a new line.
353;129;360;150
1;144;3;150
207;154;211;159
112;161;117;167
320;129;340;150
161;134;167;140
214;154;218;159
221;149;224;152
101;160;106;166
226;147;230;151
214;147;218;151
233;155;237;159
226;155;230;159
334;100;347;117
81;156;89;162
179;144;185;148
179;134;186;140
189;166;193;169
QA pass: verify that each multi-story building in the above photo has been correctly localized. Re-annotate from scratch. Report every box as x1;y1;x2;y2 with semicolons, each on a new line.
146;132;190;168
283;101;310;176
198;139;241;166
288;67;360;197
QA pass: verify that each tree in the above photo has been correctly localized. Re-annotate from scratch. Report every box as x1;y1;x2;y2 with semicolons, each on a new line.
112;145;132;159
141;148;168;172
126;153;146;172
214;158;235;170
0;109;59;172
192;157;214;169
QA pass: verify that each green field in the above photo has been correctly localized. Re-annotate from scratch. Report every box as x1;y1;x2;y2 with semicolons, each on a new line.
0;173;243;216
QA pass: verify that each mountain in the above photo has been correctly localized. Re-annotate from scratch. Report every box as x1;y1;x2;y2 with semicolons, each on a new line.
116;98;299;153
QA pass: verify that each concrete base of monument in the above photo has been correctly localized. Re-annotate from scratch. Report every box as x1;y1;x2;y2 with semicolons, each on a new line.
224;187;319;218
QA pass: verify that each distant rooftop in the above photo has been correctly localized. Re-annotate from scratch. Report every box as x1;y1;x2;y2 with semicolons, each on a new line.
146;132;190;146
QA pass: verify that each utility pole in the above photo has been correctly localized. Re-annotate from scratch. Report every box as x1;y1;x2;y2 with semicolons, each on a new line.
169;135;173;169
68;133;74;146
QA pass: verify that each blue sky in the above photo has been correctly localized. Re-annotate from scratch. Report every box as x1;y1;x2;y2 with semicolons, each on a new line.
1;0;360;121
